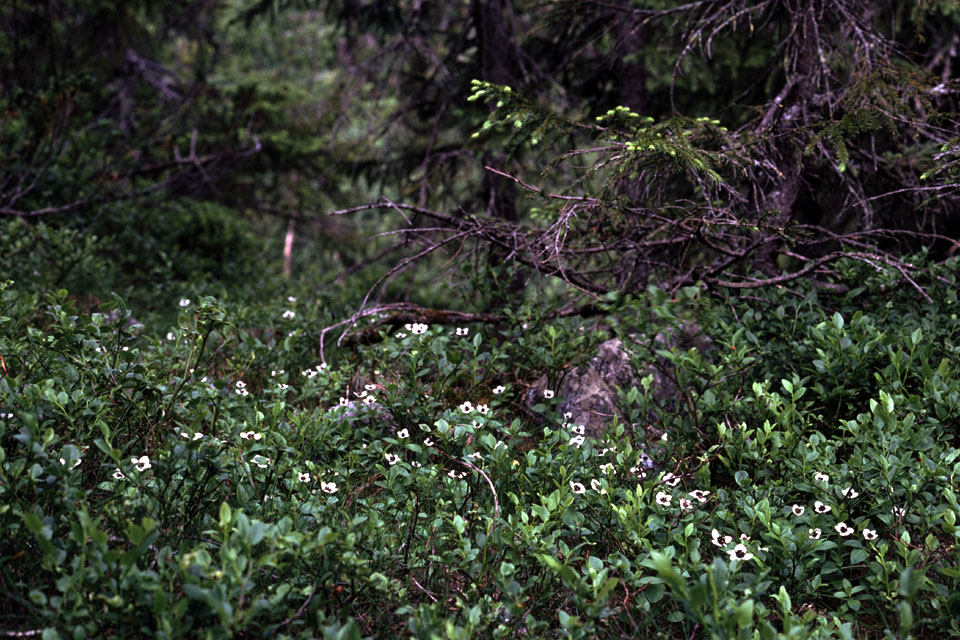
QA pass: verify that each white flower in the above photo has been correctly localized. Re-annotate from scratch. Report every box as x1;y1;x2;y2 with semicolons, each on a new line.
638;452;653;467
679;498;694;510
321;481;338;494
813;501;831;514
180;431;203;441
492;385;505;395
385;453;400;465
808;528;822;539
271;369;284;376
455;327;469;336
362;396;377;406
395;332;407;339
791;504;805;516
179;298;191;307
252;456;271;468
239;431;262;441
302;368;317;378
655;491;672;506
629;466;647;479
59;457;82;469
543;389;554;399
282;310;296;319
459;401;474;413
569;480;586;494
835;522;854;536
711;529;733;547
277;383;288;390
660;432;669;442
235;388;249;396
287;296;297;303
841;487;859;499
112;469;125;480
571;425;585;436
690;490;710;503
338;397;349;406
167;332;176;341
728;544;754;562
411;323;428;335
590;479;607;495
411;461;423;468
448;470;467;479
404;323;413;331
660;472;681;487
423;437;435;447
397;428;409;439
364;384;377;391
317;363;328;371
863;528;878;540
298;472;311;482
568;435;585;447
891;506;906;518
814;472;829;483
599;463;615;475
131;455;152;472
476;404;489;415
739;533;750;542
235;380;247;389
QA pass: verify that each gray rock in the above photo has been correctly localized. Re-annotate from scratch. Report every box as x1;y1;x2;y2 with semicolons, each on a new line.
525;326;713;441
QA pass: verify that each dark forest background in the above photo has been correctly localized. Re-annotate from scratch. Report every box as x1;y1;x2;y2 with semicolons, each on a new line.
3;0;959;316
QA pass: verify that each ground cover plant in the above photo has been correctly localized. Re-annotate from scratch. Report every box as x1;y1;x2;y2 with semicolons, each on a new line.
3;1;960;638
3;254;960;639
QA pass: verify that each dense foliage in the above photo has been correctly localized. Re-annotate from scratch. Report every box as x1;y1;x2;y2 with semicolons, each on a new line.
2;1;960;639
4;262;960;638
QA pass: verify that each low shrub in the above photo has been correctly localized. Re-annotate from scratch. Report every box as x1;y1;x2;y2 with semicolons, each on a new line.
2;261;960;638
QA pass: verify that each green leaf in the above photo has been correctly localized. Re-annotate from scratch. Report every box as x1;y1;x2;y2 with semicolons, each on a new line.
898;600;914;634
898;567;920;598
735;599;755;627
247;521;266;546
651;551;688;598
219;502;232;527
23;512;45;536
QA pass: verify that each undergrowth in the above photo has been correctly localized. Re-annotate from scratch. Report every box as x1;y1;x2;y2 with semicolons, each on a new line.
2;256;960;639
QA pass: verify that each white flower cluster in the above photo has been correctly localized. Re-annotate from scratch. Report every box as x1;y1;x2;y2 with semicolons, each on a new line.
131;455;152;472
59;456;82;469
458;400;489;415
404;323;428;335
301;363;327;378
